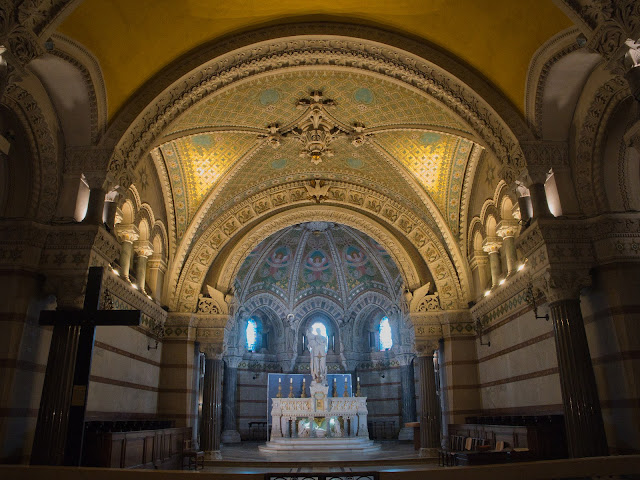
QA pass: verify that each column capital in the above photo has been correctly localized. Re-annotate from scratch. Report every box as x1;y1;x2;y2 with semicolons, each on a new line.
496;219;520;239
115;224;139;243
415;338;439;356
201;343;224;359
148;255;168;272
482;236;502;253
540;268;592;304
133;240;154;258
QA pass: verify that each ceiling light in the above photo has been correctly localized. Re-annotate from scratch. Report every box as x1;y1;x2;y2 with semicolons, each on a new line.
499;278;506;285
484;290;491;297
517;263;525;271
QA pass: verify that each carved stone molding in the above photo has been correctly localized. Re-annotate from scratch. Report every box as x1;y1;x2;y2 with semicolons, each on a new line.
103;27;528;191
172;198;465;314
519;141;568;186
3;84;59;221
558;0;640;69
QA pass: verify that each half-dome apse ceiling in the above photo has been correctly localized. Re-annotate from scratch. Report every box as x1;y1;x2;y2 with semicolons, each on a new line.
232;223;413;310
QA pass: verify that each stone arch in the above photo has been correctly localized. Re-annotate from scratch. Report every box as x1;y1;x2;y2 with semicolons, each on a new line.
484;211;499;237
1;85;60;222
467;218;485;257
151;220;169;261
102;23;529;192
172;189;465;312
173;204;464;313
120;199;135;225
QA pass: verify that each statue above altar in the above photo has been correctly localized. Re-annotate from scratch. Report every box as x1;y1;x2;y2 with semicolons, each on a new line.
308;326;328;386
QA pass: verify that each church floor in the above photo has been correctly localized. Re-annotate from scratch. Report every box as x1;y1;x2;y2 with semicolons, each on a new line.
202;440;440;474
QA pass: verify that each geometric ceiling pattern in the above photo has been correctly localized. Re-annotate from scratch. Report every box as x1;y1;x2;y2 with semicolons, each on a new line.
159;132;256;238
157;69;481;246
167;70;471;135
234;223;403;310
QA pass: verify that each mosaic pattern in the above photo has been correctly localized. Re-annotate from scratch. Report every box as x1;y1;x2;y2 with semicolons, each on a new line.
159;132;255;238
166;70;469;135
234;224;402;309
374;131;473;236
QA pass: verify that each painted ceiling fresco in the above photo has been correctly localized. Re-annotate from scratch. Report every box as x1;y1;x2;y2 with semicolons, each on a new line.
234;223;402;309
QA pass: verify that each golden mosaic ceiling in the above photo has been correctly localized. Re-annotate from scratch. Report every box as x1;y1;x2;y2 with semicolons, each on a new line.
156;69;477;244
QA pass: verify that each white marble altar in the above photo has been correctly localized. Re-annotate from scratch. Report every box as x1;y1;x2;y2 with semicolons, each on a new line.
259;326;378;454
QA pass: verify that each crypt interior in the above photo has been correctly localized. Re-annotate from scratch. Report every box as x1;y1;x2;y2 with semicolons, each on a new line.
1;0;640;476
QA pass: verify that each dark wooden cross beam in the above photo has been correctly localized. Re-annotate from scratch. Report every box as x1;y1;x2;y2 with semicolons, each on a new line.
31;266;141;466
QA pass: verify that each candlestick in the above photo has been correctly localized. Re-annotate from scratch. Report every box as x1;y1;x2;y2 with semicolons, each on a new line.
343;376;349;397
301;378;307;398
332;377;337;397
356;377;361;397
288;380;294;398
276;380;282;398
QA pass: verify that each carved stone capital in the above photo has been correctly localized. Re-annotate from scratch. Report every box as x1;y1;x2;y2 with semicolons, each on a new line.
133;240;154;258
225;355;243;369
496;219;520;239
540;268;592;304
115;224;139;243
482;236;502;253
415;339;439;356
148;255;168;272
201;342;224;359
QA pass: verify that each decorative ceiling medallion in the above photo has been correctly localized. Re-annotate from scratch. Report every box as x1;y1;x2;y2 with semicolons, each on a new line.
304;179;331;203
260;91;371;165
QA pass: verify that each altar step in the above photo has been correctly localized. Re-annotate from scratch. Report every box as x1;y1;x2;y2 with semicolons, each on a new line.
258;437;381;454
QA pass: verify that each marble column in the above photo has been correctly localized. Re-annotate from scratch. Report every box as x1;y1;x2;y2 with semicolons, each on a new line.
82;187;106;225
417;349;440;457
550;297;608;457
496;220;519;275
397;356;417;441
482;237;503;287
201;356;224;458
221;357;242;443
115;224;139;280
133;240;154;292
31;324;81;465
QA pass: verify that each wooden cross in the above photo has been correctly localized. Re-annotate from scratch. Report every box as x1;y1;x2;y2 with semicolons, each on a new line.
32;266;141;466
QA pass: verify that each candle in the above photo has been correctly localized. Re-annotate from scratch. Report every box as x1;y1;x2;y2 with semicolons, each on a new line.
357;376;360;382
290;378;293;384
279;378;281;383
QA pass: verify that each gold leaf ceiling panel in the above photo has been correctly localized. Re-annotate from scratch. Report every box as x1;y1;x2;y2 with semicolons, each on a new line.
159;132;257;239
373;131;474;234
166;71;469;136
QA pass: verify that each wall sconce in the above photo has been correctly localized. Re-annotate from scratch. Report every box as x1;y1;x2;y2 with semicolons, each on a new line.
475;318;491;347
148;319;165;350
525;279;549;321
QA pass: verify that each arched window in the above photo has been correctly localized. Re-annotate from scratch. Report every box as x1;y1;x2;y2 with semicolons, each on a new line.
379;316;393;350
310;321;329;352
246;318;258;351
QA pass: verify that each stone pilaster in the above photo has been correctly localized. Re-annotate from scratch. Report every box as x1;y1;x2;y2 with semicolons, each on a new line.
497;220;519;275
115;224;139;279
133;240;154;292
221;356;242;444
416;342;440;457
482;237;503;287
543;271;608;458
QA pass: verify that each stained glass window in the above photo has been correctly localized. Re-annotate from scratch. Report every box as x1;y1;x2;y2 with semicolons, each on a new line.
246;318;258;351
379;316;393;350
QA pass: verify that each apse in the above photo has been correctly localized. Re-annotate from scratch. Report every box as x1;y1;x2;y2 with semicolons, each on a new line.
216;222;420;442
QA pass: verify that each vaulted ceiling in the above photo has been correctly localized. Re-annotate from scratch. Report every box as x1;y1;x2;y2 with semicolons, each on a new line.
57;0;572;118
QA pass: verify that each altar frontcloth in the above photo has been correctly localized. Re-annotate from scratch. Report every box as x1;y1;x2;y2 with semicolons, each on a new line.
259;436;380;454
